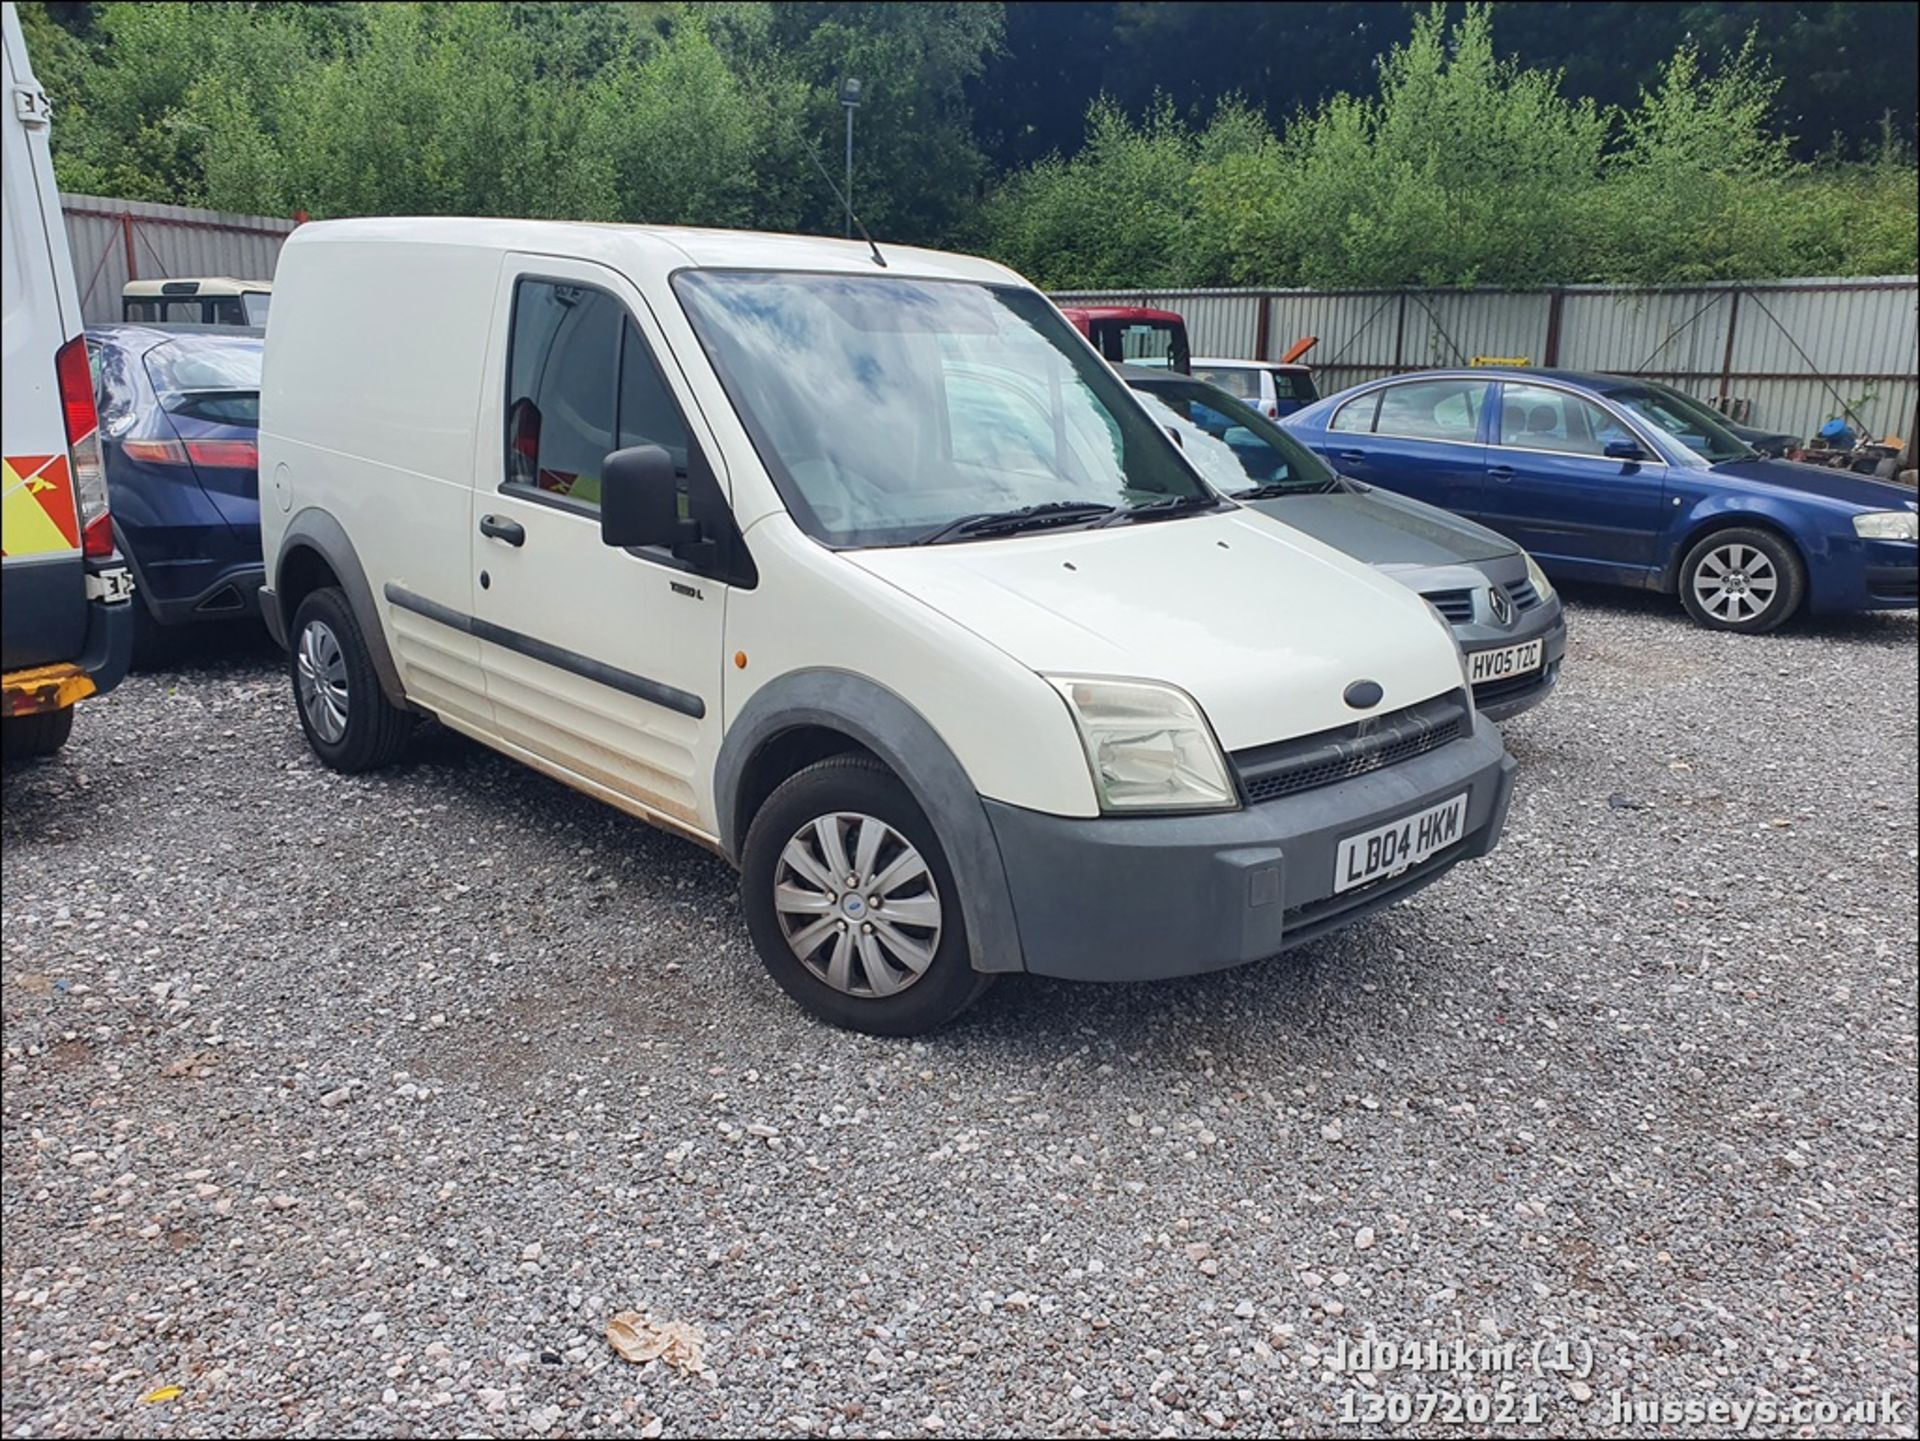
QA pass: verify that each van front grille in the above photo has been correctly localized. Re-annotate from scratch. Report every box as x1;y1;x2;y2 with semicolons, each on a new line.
1231;690;1468;805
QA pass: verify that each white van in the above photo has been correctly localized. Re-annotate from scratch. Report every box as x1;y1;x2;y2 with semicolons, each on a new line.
2;0;132;760
259;218;1517;1033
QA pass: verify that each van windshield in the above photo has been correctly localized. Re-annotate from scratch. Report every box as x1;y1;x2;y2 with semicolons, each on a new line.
674;271;1209;547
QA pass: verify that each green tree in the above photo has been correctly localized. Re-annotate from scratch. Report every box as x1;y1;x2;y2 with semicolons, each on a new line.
1586;38;1796;282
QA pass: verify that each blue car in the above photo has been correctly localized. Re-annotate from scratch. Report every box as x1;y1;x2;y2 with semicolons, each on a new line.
87;324;265;661
1282;368;1919;632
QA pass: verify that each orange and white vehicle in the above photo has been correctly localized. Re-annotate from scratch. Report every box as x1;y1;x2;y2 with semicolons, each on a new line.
2;0;131;759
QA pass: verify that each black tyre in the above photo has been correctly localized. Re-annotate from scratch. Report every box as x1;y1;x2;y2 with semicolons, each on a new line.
2;705;76;762
741;755;992;1035
288;586;413;772
1678;527;1805;633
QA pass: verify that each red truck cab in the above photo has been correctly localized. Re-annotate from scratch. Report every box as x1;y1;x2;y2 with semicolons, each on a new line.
1057;305;1190;374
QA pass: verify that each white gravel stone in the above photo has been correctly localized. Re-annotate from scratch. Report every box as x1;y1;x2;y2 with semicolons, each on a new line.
1;605;1914;1437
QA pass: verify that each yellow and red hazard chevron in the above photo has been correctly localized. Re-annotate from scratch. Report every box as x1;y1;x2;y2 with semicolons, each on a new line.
2;452;81;559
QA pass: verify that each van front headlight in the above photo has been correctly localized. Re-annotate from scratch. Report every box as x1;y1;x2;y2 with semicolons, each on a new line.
1047;677;1239;813
1524;550;1556;603
1853;510;1918;542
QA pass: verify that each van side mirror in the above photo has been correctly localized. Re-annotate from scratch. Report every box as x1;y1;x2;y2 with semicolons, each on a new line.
600;445;693;549
1604;438;1645;461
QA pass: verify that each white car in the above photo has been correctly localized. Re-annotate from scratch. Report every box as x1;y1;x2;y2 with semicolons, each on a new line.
1190;356;1321;420
258;218;1516;1034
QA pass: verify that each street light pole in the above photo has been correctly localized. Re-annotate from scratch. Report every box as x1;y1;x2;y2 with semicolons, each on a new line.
839;77;863;239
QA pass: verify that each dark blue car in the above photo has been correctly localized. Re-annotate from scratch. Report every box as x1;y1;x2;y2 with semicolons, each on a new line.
1282;368;1919;632
87;324;264;661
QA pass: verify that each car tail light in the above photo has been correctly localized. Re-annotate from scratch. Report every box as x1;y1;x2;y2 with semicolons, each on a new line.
186;439;258;469
123;438;259;469
55;334;112;558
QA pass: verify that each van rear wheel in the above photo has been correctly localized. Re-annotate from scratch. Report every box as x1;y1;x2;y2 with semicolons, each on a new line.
741;756;991;1035
288;586;413;772
2;705;75;762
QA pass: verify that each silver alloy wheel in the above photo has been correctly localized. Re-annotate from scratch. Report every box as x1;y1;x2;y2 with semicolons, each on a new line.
295;618;350;744
774;811;943;998
1691;541;1780;624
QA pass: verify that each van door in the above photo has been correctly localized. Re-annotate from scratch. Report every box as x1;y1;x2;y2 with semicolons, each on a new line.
469;257;729;842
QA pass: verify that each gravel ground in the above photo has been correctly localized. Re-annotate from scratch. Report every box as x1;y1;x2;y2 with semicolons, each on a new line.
3;590;1916;1440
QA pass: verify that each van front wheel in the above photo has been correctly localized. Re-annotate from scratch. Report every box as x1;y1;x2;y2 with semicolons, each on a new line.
741;756;991;1035
288;586;413;772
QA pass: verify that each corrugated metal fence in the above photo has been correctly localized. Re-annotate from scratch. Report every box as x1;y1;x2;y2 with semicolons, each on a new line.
1053;278;1920;446
51;196;1918;447
61;193;296;325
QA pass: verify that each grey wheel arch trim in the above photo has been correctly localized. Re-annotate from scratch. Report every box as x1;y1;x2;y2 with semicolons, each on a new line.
715;670;1028;975
270;509;408;709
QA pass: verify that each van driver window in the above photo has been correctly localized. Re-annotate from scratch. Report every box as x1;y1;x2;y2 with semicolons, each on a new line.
505;281;621;506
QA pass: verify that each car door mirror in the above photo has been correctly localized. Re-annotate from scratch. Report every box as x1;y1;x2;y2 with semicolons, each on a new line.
600;445;694;549
1604;438;1645;461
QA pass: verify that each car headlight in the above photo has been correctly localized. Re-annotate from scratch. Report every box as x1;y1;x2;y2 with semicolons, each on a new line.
1047;677;1238;813
1524;550;1557;603
1853;510;1918;542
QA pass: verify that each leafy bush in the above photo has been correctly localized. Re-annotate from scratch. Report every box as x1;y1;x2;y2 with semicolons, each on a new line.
22;0;1916;288
981;4;1917;289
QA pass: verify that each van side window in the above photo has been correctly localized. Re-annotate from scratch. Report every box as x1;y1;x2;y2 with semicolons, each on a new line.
505;280;622;507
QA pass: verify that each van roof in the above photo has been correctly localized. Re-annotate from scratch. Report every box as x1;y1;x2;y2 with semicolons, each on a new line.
280;217;1027;287
123;277;272;297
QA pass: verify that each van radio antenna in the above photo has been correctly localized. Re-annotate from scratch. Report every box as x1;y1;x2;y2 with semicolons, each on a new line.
799;131;887;268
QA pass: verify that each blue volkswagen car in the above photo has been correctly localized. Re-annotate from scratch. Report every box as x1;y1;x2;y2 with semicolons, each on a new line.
1282;368;1918;632
87;324;264;662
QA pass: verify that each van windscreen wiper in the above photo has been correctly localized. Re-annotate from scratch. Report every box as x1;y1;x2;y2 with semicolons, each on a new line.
911;500;1117;545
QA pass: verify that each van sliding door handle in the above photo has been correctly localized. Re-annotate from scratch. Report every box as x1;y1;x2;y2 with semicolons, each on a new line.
479;514;526;546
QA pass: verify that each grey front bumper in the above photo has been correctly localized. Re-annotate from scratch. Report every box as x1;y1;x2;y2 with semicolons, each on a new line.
984;712;1516;982
1467;602;1567;721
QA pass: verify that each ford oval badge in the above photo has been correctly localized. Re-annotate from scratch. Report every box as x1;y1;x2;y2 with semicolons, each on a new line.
1344;679;1384;710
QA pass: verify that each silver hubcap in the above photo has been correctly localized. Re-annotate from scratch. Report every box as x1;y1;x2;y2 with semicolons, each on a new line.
1693;543;1779;624
295;619;349;743
774;812;943;998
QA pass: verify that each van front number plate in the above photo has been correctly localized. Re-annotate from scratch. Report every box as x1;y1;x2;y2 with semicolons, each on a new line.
1335;793;1468;893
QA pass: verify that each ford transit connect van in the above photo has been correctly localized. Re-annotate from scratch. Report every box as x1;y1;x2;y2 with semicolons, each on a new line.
259;219;1517;1034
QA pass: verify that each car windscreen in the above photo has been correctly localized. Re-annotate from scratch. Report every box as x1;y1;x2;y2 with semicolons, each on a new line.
674;271;1208;547
1604;384;1754;464
143;337;264;427
1130;379;1336;495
